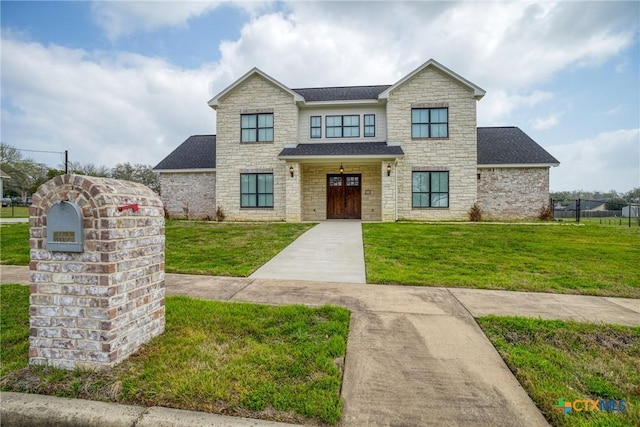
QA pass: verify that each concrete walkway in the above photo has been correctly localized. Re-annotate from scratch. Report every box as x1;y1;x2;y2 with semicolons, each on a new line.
249;221;366;284
3;265;639;426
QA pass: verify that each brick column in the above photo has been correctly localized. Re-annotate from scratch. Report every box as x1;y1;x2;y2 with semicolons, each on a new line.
29;174;165;370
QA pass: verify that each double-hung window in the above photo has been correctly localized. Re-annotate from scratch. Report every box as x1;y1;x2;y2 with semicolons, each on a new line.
310;116;322;139
240;173;273;208
412;171;449;208
411;108;448;138
364;114;375;137
326;115;360;138
241;113;273;143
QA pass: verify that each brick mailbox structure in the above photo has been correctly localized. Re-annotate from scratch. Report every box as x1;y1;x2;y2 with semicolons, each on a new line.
29;174;165;370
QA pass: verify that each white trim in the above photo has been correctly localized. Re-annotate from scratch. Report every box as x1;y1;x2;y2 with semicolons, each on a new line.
379;59;486;100
156;168;216;173
208;68;303;108
278;154;404;161
299;99;384;107
477;163;559;168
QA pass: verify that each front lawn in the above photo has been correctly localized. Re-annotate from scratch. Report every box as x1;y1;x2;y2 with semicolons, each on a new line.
478;316;640;426
363;223;640;298
165;220;314;276
0;221;314;277
0;223;30;265
0;284;349;425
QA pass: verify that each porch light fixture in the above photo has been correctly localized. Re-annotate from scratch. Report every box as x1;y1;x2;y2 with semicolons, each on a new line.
289;165;294;178
387;163;392;176
339;164;344;174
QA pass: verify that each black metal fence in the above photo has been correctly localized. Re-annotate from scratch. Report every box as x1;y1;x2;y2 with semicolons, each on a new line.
551;199;640;227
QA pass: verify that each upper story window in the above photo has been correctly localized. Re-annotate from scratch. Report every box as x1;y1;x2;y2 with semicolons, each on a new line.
310;116;322;139
241;113;273;143
411;108;448;138
326;115;360;138
364;114;375;137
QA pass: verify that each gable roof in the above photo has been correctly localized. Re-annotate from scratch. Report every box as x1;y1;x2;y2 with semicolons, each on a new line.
153;135;216;171
292;85;391;102
278;142;404;159
208;68;303;108
477;127;559;167
379;59;486;100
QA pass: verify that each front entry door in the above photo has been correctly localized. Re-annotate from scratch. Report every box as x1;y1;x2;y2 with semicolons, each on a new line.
327;174;361;219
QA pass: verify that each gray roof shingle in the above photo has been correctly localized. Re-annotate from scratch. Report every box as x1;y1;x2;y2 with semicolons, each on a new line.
155;127;558;171
278;142;404;157
153;135;216;170
477;127;559;165
292;85;391;102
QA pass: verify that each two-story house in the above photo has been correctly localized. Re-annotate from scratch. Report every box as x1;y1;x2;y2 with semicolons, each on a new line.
154;59;559;221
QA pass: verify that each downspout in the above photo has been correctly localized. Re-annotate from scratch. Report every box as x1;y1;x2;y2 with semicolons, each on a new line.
394;158;399;222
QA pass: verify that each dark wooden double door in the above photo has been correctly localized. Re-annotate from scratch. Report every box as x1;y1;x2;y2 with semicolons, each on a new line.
327;174;361;219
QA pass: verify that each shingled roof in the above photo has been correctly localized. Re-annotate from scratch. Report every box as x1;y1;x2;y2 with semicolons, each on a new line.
279;142;404;158
292;85;391;102
477;127;559;166
154;135;216;170
155;127;558;171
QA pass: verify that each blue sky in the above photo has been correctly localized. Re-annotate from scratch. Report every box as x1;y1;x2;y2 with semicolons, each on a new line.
1;1;639;192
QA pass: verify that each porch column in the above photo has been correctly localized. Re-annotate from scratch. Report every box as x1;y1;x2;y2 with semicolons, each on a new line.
285;162;302;222
381;160;397;222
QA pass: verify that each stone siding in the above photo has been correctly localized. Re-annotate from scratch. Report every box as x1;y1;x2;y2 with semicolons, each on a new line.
301;163;382;221
387;67;478;220
29;174;165;370
477;167;550;220
159;172;216;219
215;74;297;221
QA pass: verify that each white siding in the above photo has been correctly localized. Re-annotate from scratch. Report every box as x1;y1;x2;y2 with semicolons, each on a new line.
298;106;387;143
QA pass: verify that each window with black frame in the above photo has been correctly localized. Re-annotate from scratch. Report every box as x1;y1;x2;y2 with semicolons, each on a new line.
412;171;449;208
241;113;274;142
411;108;448;138
240;173;274;208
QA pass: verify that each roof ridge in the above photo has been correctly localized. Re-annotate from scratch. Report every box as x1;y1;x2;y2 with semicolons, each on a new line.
292;84;392;90
477;126;517;129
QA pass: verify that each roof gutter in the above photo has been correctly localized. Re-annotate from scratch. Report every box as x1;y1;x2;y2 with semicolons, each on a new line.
477;163;560;168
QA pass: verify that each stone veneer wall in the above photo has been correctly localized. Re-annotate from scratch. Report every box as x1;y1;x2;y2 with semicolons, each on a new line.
29;174;165;370
214;74;297;221
301;163;382;221
386;67;478;220
477;167;550;220
159;172;216;219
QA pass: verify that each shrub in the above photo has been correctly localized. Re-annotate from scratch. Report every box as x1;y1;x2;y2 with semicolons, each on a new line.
469;203;482;222
538;204;553;221
214;206;226;222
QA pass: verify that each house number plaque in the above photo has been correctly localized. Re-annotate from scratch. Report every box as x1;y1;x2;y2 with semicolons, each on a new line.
46;201;84;252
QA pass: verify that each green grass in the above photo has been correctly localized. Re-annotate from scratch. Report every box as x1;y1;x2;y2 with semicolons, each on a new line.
477;316;640;426
165;220;314;276
0;223;30;265
0;206;29;218
0;285;30;375
0;285;350;424
363;223;640;298
0;221;314;276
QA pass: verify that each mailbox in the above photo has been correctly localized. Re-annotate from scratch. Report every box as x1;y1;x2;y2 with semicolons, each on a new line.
46;201;84;252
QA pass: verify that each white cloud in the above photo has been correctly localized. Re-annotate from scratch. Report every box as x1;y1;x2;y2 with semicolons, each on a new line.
1;0;637;192
1;37;216;168
532;114;560;131
91;1;223;40
550;129;640;192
